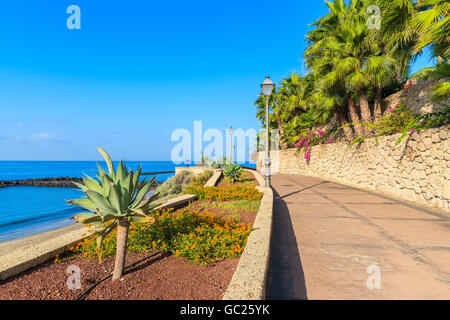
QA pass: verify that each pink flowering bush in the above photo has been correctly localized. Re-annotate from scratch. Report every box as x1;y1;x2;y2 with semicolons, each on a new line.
388;103;400;113
294;129;334;163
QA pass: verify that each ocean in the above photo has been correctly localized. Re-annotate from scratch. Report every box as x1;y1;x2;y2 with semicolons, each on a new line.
0;161;255;242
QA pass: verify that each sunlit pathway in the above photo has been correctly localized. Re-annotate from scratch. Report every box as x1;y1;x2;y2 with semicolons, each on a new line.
266;174;450;299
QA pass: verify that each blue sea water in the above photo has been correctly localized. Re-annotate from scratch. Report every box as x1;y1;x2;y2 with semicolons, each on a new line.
0;161;255;242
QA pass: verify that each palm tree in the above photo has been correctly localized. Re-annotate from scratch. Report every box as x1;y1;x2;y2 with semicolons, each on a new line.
254;90;289;148
376;0;418;83
312;0;402;128
254;73;318;148
411;0;449;102
379;0;450;102
68;148;158;281
305;0;364;136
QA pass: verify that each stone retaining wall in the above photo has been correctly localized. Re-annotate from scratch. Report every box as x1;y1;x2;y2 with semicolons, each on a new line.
223;169;273;300
258;125;450;211
383;79;449;115
174;166;213;176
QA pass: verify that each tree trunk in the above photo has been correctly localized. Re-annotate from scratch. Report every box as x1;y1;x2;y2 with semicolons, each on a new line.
358;87;374;134
358;87;372;123
334;106;353;139
273;109;289;149
348;96;364;136
112;217;129;281
396;66;403;84
374;86;383;119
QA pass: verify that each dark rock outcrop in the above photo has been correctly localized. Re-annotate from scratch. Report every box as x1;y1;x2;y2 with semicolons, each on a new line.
0;177;164;188
0;177;83;188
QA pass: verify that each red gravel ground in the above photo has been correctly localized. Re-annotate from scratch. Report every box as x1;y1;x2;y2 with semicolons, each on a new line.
0;251;239;300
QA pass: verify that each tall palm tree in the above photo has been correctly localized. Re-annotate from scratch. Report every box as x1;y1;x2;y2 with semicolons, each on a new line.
376;0;418;83
305;0;364;136
313;0;400;127
379;0;450;102
411;0;449;102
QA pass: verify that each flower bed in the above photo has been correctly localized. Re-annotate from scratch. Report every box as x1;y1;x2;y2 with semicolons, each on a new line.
71;208;251;266
0;168;262;300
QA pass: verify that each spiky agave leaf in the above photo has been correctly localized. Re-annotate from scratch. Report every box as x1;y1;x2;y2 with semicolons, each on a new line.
96;162;107;178
67;198;98;212
84;190;117;215
130;177;155;208
71;212;115;224
108;183;124;215
72;181;88;192
97;147;116;180
96;221;118;250
82;175;105;196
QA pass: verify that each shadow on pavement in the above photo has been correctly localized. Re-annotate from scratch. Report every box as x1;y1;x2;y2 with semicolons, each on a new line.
266;188;308;300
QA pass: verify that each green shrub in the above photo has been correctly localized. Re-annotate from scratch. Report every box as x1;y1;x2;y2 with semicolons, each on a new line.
208;156;229;169
156;170;193;199
190;170;213;187
223;164;242;182
395;105;450;145
211;161;222;169
375;103;417;136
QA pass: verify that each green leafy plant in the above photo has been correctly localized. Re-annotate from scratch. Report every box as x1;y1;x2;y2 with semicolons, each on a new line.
332;104;450;148
210;161;222;169
156;170;192;199
68;148;158;281
375;104;417;136
190;170;213;187
395;106;450;145
223;163;243;182
208;156;230;169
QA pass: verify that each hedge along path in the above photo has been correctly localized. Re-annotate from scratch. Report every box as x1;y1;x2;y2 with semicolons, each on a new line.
223;169;273;300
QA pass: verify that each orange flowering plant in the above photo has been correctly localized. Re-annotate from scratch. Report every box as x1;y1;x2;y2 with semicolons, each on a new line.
71;208;252;266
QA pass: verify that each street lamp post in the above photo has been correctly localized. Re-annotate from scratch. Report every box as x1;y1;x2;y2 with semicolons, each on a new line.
229;126;234;164
261;76;274;188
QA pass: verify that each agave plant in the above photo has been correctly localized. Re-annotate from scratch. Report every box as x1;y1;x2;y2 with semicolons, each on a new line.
68;148;158;281
223;163;243;183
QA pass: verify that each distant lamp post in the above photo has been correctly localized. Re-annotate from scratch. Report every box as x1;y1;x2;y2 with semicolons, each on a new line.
229;126;234;164
261;76;274;188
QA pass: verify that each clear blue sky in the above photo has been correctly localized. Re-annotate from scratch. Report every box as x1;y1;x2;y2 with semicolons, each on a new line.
0;0;433;161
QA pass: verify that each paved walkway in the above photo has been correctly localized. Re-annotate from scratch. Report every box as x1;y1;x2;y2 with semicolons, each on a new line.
267;174;450;300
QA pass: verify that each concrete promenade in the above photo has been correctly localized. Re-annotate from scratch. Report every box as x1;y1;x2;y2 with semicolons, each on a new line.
267;174;450;299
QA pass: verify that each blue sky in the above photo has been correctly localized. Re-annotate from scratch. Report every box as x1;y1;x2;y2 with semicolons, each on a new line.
0;1;434;161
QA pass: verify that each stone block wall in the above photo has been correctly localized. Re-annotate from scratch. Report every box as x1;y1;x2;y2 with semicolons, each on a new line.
383;79;449;115
257;125;450;211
